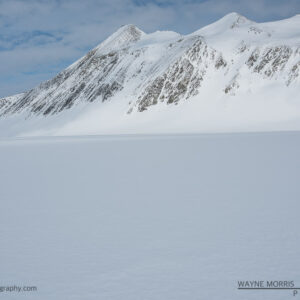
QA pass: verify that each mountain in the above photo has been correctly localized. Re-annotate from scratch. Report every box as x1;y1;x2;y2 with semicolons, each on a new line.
1;12;300;137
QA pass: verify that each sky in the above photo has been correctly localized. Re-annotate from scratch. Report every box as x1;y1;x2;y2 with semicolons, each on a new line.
0;0;299;98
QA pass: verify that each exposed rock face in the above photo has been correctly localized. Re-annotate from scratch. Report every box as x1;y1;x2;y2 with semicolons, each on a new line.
224;75;240;95
0;13;300;126
1;49;124;116
0;94;25;113
245;45;300;85
134;39;228;112
287;61;300;85
0;98;9;111
252;46;292;76
0;25;144;117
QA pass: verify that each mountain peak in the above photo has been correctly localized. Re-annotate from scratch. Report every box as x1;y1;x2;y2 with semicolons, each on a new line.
224;12;246;19
217;12;252;28
194;12;252;36
97;24;145;52
115;24;144;37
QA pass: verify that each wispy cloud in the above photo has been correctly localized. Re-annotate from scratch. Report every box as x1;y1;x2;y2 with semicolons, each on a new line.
0;0;299;98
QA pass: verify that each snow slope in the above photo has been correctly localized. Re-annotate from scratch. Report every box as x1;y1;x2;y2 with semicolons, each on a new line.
0;13;300;137
1;132;300;299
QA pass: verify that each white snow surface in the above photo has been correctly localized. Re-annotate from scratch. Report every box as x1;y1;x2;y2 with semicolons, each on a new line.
0;13;300;137
1;132;300;299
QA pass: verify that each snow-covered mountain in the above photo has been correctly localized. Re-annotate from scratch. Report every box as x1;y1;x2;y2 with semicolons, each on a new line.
1;12;300;137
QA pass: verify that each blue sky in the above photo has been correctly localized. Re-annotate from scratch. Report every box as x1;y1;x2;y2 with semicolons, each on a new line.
0;0;299;98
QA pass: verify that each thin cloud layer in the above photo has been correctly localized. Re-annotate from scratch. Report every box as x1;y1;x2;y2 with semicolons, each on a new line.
0;0;299;97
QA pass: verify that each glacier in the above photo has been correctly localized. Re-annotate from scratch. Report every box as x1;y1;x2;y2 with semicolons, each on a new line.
1;132;300;299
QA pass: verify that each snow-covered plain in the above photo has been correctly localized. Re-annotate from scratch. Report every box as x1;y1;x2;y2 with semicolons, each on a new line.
1;132;300;299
